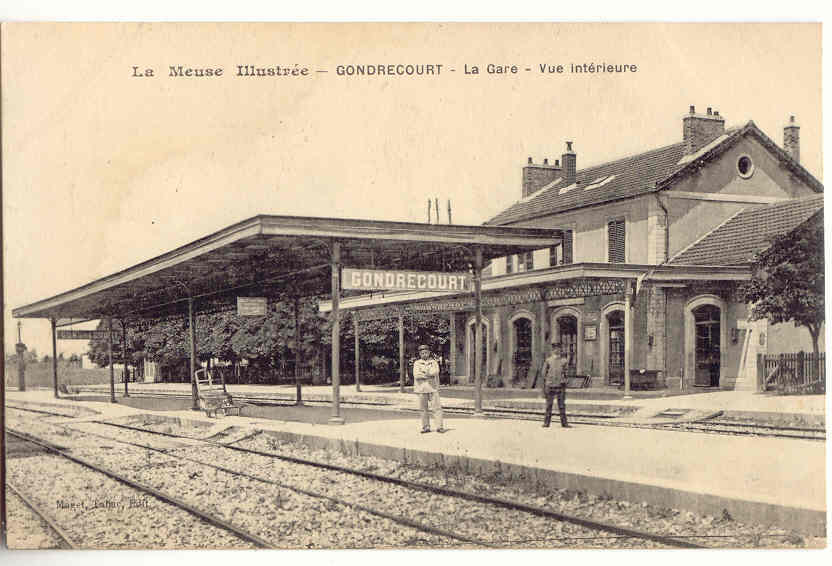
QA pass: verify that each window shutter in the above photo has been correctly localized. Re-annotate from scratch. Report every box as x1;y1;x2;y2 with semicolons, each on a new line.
563;230;573;264
608;220;625;263
524;251;534;271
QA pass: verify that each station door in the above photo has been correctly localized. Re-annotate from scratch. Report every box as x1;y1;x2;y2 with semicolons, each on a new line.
607;311;624;385
512;317;533;382
694;304;721;387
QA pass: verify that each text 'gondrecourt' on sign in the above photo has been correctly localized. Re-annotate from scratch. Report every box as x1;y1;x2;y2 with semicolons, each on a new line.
342;268;471;292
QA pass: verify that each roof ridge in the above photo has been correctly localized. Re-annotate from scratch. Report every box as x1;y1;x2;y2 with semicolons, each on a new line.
667;207;747;264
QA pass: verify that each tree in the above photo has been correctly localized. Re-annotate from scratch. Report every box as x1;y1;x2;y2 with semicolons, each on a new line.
737;211;824;355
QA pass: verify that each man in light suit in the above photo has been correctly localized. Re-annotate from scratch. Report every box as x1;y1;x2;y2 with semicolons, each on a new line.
541;342;570;428
413;344;445;433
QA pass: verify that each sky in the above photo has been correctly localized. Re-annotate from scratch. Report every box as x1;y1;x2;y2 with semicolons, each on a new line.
2;22;824;359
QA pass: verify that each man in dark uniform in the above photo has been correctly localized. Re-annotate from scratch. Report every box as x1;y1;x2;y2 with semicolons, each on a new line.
541;342;570;428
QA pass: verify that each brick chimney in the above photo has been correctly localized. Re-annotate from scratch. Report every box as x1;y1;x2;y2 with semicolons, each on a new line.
683;105;725;154
784;115;800;163
562;141;576;185
522;156;562;198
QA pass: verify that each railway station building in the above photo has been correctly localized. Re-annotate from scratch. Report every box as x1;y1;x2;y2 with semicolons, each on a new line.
327;107;824;392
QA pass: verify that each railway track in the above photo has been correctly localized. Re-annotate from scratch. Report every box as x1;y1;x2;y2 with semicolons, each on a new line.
5;428;273;548
6;405;703;548
6;479;78;549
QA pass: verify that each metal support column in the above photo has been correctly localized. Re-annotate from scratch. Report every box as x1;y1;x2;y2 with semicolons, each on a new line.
294;296;303;406
121;320;129;398
449;314;456;380
188;297;199;410
474;247;484;416
51;318;58;398
108;318;115;403
16;322;26;392
398;313;405;393
329;241;344;424
354;315;361;392
624;281;633;398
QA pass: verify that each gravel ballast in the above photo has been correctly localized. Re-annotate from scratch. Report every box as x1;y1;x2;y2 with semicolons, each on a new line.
5;406;823;549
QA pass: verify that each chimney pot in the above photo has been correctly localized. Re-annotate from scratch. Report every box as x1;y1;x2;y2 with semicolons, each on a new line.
522;153;558;198
562;142;577;185
689;105;695;114
683;106;726;154
784;114;800;163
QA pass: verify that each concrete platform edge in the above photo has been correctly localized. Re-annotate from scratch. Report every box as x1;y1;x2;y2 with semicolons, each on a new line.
257;428;826;536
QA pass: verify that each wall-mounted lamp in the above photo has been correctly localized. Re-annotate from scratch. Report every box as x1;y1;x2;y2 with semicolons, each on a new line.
647;335;654;347
730;327;739;343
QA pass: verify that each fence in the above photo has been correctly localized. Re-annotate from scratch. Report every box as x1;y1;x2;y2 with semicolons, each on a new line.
757;352;825;394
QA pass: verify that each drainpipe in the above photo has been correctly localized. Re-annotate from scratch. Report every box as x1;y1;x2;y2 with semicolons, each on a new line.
654;192;669;263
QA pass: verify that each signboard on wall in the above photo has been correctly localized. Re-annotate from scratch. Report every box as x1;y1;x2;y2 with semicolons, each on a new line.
237;297;268;316
342;268;472;292
56;330;113;340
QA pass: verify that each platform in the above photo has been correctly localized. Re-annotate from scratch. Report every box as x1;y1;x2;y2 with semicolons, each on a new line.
5;388;826;535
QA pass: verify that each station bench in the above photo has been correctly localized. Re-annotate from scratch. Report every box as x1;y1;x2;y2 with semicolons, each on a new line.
629;370;661;390
194;369;243;418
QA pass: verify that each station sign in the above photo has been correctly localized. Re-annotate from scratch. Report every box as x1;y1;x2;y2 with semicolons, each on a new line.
237;297;268;316
342;268;472;292
56;330;113;340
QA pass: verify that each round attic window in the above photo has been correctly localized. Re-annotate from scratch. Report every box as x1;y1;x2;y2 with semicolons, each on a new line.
737;155;754;179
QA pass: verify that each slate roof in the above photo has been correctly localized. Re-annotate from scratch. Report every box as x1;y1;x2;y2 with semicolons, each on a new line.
486;121;822;226
668;195;824;266
486;141;690;225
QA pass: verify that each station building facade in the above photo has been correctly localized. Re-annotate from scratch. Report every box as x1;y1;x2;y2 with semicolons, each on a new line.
336;107;824;391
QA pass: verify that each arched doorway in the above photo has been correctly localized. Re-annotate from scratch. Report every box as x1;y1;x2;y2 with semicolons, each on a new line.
466;318;489;384
694;304;721;387
511;316;533;383
684;295;728;388
606;310;625;385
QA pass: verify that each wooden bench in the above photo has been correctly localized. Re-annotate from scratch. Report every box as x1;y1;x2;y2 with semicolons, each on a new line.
629;369;661;390
194;369;243;418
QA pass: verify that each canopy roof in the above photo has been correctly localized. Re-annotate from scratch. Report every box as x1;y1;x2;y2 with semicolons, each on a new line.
13;214;561;322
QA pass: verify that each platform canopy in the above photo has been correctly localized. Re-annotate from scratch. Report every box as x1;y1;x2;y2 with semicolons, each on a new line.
13;214;562;322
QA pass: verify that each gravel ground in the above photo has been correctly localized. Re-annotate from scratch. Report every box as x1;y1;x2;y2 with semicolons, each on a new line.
6;409;824;549
7;413;457;549
235;432;823;549
5;489;68;549
74;421;651;549
6;451;257;549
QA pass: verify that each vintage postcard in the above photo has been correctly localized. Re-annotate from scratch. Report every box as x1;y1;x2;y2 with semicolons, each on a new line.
1;22;826;556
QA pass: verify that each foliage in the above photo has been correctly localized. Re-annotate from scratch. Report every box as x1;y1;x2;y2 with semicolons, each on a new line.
86;295;324;371
737;211;824;354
